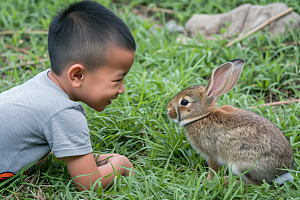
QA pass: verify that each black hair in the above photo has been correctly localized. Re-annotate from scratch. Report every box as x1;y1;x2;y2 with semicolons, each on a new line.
48;0;136;75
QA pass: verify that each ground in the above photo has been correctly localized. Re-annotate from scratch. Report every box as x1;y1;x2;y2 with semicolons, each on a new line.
0;0;299;199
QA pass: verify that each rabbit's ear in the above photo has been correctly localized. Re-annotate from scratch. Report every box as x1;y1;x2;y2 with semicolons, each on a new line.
206;59;244;99
223;59;245;94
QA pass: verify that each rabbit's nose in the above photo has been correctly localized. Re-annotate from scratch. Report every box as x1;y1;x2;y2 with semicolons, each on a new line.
168;106;178;121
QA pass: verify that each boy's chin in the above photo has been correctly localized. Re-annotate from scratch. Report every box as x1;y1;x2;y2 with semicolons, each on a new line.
94;107;105;112
88;101;111;112
93;105;107;112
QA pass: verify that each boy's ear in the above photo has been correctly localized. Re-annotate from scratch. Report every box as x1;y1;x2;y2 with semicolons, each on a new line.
68;64;84;88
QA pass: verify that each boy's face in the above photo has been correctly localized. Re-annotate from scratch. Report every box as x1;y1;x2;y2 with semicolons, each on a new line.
78;48;135;112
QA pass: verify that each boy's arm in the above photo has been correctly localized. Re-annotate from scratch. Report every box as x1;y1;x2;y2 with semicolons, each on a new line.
61;153;133;191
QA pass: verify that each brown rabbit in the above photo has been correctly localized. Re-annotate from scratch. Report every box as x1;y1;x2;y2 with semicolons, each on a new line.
167;59;294;185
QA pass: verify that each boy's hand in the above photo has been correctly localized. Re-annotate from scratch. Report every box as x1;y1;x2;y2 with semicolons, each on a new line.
109;155;134;176
94;153;120;166
94;153;134;176
60;153;134;191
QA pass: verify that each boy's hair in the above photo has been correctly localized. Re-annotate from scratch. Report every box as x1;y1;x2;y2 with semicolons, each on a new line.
48;0;136;75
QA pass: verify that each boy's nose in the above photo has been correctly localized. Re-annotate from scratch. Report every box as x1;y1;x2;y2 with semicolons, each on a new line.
118;82;125;94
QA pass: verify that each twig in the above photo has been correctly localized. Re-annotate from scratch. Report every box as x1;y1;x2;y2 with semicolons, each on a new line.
215;41;300;53
27;188;37;199
0;59;49;72
249;99;300;108
288;62;298;74
6;185;24;200
113;1;176;14
226;7;293;47
5;44;31;55
5;44;44;60
131;8;163;28
13;194;19;200
281;41;299;46
102;194;118;198
17;59;49;68
260;41;300;50
0;30;48;35
135;4;176;14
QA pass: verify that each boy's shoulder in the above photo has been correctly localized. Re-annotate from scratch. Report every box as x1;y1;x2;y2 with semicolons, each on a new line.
1;69;63;101
0;69;84;114
0;69;86;127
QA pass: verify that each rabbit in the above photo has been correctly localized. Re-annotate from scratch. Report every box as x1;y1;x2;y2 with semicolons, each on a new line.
167;59;294;185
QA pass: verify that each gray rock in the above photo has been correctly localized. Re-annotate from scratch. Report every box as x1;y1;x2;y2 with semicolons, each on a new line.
185;2;300;39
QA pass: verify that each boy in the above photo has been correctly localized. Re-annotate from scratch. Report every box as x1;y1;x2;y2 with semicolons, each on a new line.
0;0;135;191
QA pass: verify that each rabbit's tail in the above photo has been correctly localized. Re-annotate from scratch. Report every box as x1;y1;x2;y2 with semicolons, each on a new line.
272;172;294;185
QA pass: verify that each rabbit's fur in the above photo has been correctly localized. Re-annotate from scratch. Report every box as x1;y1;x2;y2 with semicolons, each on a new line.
167;59;294;185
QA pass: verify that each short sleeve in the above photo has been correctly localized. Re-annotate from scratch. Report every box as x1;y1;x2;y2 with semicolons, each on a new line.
43;108;93;158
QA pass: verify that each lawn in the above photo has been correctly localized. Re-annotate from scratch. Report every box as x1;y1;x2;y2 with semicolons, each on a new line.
0;0;300;199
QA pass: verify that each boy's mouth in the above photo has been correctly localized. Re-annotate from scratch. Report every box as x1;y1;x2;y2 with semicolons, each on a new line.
108;96;118;104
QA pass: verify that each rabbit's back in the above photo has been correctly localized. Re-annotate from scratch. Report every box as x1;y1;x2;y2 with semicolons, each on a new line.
184;105;294;172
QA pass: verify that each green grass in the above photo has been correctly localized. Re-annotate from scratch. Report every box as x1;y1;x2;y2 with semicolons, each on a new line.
1;0;300;199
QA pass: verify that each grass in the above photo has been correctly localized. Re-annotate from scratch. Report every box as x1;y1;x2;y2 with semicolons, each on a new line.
1;0;300;199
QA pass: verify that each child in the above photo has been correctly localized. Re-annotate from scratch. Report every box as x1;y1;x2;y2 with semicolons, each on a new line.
0;0;135;191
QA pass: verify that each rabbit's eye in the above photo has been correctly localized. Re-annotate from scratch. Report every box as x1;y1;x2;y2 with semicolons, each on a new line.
180;99;189;106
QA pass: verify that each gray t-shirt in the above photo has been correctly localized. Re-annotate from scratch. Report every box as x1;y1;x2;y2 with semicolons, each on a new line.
0;69;93;174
